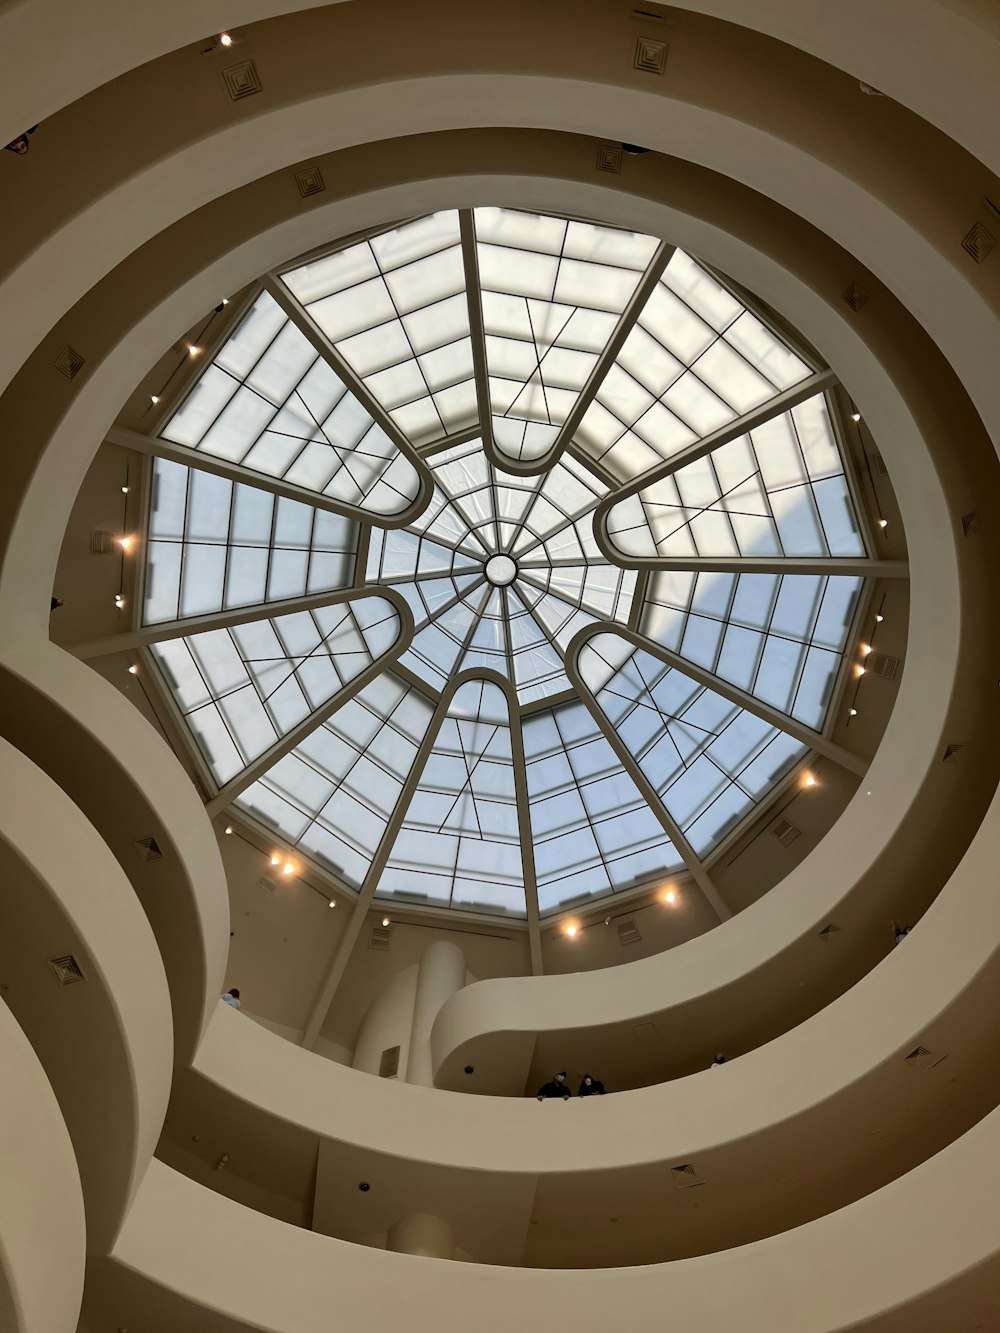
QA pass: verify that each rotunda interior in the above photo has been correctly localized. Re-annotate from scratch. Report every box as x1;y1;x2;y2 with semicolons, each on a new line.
1;3;999;1331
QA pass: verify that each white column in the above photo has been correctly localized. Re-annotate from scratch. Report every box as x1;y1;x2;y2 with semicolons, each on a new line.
406;940;467;1088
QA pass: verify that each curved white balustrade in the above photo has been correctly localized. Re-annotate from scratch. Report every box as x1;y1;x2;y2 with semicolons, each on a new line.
83;1124;1000;1332
0;1001;85;1333
0;738;172;1255
0;642;229;1065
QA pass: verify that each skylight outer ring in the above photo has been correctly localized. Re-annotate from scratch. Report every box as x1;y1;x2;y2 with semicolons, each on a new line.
141;207;873;923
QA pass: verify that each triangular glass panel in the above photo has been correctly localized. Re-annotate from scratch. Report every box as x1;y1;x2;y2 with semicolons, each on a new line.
578;630;807;858
603;394;864;561
142;459;357;625
148;595;403;786
377;679;527;916
281;212;476;445
475;208;659;464
158;291;423;517
521;698;682;914
576;248;813;480
235;671;435;889
639;570;863;729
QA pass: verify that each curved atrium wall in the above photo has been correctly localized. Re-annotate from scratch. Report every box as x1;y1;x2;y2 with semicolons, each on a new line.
1;3;999;1332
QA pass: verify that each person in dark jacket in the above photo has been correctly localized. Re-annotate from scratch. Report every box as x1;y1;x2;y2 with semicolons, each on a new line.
536;1071;571;1100
577;1074;606;1096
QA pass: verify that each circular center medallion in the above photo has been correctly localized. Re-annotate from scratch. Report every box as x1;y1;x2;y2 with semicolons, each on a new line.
484;554;518;587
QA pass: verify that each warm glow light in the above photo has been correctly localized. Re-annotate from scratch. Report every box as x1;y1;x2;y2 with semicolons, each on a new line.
857;666;866;676
878;518;888;528
219;31;233;46
187;345;201;358
382;917;390;927
849;708;858;716
329;900;336;908
114;594;124;607
282;862;295;876
224;826;233;835
119;535;133;551
221;297;230;305
804;773;817;787
875;614;884;622
127;664;138;675
663;889;677;905
121;485;130;494
851;411;861;423
861;644;873;656
150;395;159;404
270;854;281;866
565;924;578;937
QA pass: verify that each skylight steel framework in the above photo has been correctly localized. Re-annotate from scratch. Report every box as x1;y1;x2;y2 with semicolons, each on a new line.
121;206;905;997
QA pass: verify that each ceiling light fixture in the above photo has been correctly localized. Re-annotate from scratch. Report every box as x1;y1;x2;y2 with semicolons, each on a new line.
270;854;281;866
219;31;233;46
329;900;336;908
150;395;159;404
118;535;133;551
187;345;201;358
804;773;817;787
875;614;884;623
224;826;233;835
851;410;861;423
861;644;873;657
127;664;138;675
282;861;295;876
382;917;390;927
878;518;888;528
565;923;578;937
849;708;858;716
663;889;678;905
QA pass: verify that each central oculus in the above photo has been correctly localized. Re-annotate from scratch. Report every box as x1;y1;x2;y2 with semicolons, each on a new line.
485;554;518;587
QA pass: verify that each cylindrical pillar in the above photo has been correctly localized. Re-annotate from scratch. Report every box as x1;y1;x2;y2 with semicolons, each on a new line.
386;1212;454;1259
406;940;466;1087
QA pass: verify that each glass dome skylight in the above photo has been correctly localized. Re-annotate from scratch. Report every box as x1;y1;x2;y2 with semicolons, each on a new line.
137;207;880;923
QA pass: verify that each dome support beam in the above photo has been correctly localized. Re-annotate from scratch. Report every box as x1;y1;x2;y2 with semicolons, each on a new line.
568;620;867;780
203;588;414;815
562;627;731;921
592;368;840;562
301;669;498;1049
526;240;675;477
493;674;544;975
260;273;436;518
106;425;425;527
459;209;500;469
69;587;378;660
621;555;907;579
